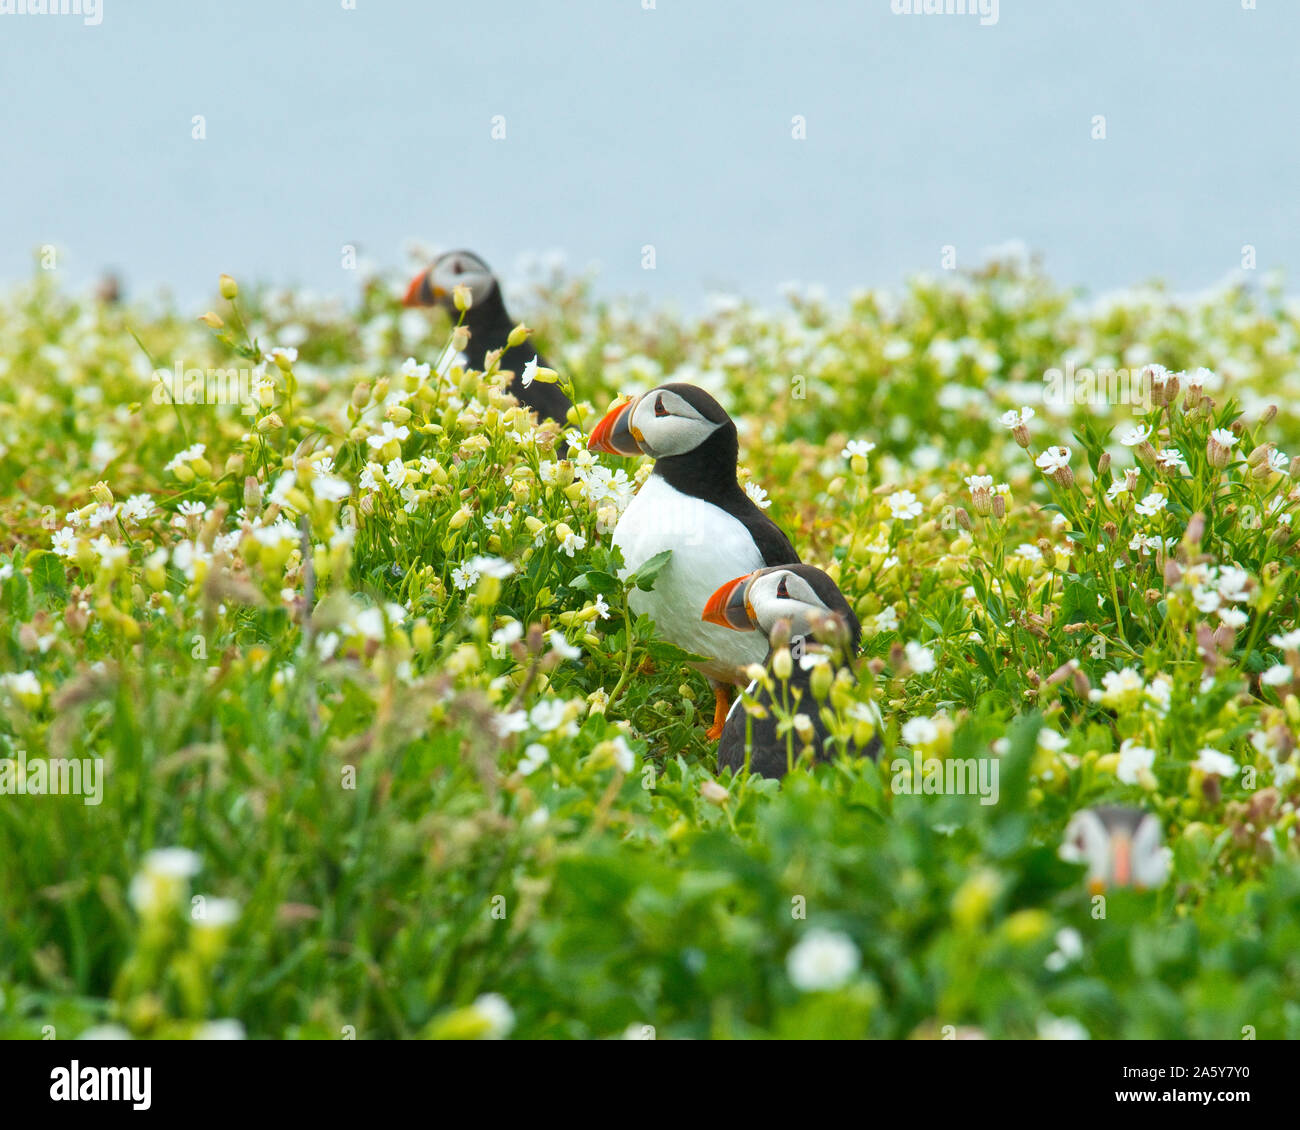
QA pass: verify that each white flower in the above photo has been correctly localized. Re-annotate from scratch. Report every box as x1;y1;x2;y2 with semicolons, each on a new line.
999;407;1034;429
471;993;515;1039
608;734;636;773
872;607;900;634
557;529;586;557
0;671;41;698
52;527;77;557
1044;927;1083;972
1218;607;1248;629
192;896;240;928
1116;739;1155;785
1155;448;1188;474
491;621;524;652
384;457;407;490
1209;427;1238;450
593;593;611;620
196;1020;246;1040
901;716;939;748
367;421;410;450
1261;664;1293;687
886;490;922;521
841;439;876;459
1035;446;1072;473
451;564;481;591
399;357;431;382
546;631;581;660
517;743;549;776
904;641;935;673
1118;425;1151;447
177;500;207;519
311;475;350;502
521;356;539;388
529;699;571;733
786;929;860;992
120;493;156;523
744;481;771;509
466;555;515;580
492;711;529;738
1192;747;1238;777
1038;1016;1089;1040
266;346;298;366
1134;493;1167;517
1270;630;1300;650
164;442;206;473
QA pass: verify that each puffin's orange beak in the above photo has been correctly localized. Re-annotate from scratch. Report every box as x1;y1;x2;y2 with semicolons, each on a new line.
402;270;445;308
588;395;642;456
703;573;757;631
1111;832;1132;888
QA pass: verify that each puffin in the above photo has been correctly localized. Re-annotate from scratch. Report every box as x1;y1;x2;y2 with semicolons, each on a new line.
402;249;573;424
587;383;799;739
703;563;881;778
1059;806;1169;893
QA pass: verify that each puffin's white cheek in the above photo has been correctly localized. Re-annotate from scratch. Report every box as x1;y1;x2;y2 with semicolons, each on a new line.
647;417;716;457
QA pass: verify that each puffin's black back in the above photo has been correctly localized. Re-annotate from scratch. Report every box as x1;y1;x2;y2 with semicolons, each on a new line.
453;261;572;423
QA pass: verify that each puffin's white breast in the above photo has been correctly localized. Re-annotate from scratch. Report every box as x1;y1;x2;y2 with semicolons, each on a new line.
613;475;769;680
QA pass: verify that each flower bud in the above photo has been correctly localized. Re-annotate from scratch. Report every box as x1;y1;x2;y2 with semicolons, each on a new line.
772;648;793;681
198;311;224;328
219;274;238;300
507;323;531;349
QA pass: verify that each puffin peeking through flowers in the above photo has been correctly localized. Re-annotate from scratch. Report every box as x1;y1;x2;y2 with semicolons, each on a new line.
588;383;799;739
703;563;881;777
402;249;572;424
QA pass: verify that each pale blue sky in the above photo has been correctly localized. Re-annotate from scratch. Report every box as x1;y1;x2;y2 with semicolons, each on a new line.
1;0;1296;307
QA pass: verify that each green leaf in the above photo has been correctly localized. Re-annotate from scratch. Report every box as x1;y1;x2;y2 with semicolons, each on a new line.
28;551;67;607
628;550;672;592
569;570;620;596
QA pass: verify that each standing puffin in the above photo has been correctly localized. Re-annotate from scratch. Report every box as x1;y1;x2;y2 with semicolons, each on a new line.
703;564;880;778
588;383;799;739
402;249;573;424
1060;806;1169;894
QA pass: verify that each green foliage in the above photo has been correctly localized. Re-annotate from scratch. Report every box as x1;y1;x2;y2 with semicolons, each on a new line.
0;256;1298;1040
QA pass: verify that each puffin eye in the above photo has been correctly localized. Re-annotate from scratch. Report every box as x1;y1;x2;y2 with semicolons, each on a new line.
654;394;668;418
452;260;464;275
776;576;790;599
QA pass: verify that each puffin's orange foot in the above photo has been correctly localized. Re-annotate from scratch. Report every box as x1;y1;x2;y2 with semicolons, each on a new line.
705;683;732;742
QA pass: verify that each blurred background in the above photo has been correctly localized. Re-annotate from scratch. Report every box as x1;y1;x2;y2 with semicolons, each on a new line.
1;0;1297;307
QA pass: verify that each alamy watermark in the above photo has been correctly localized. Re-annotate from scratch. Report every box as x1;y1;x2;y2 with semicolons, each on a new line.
891;0;999;27
0;749;104;806
1043;361;1154;415
153;362;262;414
0;0;103;25
891;752;1000;805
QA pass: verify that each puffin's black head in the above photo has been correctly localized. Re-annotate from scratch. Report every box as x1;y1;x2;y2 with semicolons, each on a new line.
1060;806;1168;893
402;249;499;313
588;382;737;465
702;563;860;656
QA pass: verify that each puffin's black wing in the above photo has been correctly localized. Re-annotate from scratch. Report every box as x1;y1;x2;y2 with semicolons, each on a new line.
725;488;799;567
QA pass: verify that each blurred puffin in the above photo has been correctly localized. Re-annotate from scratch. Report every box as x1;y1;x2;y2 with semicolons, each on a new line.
588;383;798;738
402;249;572;423
1060;806;1169;893
703;564;880;778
